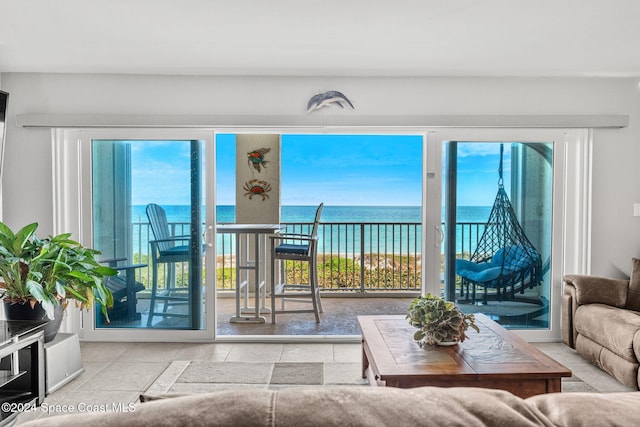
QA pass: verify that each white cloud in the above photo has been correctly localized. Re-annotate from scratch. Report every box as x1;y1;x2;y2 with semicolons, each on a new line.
455;142;512;158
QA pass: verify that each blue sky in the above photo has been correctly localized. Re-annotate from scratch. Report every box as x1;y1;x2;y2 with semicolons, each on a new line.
130;140;193;206
454;142;510;205
218;134;425;206
130;135;508;206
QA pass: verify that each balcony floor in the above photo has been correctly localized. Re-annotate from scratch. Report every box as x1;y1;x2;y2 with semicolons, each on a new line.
216;295;414;336
102;291;548;336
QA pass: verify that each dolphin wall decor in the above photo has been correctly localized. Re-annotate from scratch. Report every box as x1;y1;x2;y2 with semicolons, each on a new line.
307;91;354;113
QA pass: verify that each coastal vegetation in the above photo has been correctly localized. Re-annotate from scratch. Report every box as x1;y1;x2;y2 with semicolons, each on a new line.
215;254;422;292
131;253;423;292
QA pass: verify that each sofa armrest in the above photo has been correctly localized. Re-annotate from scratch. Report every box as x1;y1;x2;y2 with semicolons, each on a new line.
561;274;629;349
563;274;629;307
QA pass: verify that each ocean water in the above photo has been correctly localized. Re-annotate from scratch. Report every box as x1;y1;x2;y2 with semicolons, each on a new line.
132;205;491;255
133;205;490;224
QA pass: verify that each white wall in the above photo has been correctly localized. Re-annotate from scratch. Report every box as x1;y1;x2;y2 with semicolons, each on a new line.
1;73;639;278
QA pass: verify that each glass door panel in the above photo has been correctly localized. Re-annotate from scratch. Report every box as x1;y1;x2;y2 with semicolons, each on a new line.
214;133;425;336
91;139;206;330
442;141;553;329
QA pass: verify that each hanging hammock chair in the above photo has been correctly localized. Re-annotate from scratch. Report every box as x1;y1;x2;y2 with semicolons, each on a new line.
455;144;542;304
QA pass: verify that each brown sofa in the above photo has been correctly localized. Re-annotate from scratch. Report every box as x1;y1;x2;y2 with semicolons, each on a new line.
18;386;640;427
562;258;640;390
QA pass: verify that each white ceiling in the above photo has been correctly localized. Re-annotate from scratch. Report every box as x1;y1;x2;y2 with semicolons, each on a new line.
1;0;640;77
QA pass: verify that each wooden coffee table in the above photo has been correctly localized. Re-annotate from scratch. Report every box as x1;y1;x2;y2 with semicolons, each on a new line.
358;314;571;398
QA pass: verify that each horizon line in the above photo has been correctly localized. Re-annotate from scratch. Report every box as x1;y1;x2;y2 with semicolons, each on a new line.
131;204;492;208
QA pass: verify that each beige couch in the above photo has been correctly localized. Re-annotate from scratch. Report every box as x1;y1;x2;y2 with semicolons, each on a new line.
18;386;640;427
562;258;640;390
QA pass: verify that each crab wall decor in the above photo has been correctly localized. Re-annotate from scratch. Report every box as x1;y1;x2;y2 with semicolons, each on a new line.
243;179;272;201
247;147;270;173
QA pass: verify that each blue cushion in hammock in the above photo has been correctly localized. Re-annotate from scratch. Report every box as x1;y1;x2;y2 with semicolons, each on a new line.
456;245;538;284
492;245;538;271
455;259;503;283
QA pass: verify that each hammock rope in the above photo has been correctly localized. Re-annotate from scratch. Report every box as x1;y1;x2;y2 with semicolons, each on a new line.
456;144;542;303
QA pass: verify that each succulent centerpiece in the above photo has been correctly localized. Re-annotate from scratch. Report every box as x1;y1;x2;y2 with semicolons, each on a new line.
406;293;479;347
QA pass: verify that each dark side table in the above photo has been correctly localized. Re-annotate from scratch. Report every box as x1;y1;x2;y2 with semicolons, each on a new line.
0;320;46;426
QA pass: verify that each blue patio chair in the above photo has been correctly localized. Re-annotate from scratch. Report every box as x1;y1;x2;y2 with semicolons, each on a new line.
270;203;324;323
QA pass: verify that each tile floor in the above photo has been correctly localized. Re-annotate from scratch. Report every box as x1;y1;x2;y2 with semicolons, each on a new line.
15;341;635;425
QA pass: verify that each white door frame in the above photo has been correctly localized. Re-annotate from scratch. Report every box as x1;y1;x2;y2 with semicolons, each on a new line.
53;128;217;342
52;126;590;342
425;128;590;342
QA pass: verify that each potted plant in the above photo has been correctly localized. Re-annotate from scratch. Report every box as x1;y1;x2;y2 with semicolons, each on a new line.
406;293;479;347
0;221;116;341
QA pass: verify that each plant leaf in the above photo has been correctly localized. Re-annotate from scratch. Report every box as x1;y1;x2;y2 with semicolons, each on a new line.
55;282;66;299
12;223;38;256
40;299;55;320
26;280;47;303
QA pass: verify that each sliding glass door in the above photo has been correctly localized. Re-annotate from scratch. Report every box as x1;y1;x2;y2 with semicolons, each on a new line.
426;129;574;341
214;133;425;336
443;141;552;327
54;127;586;342
92;139;206;330
61;129;216;341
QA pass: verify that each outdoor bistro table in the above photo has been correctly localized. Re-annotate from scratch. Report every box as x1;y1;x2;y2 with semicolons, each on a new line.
216;224;286;323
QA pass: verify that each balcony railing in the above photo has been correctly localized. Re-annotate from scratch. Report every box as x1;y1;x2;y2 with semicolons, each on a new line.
129;221;486;293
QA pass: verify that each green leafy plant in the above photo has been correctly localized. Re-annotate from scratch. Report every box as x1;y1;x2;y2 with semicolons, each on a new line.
0;221;116;322
406;293;479;346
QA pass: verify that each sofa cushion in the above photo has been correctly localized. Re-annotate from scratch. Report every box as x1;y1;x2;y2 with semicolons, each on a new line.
526;391;640;427
20;386;555;427
627;257;640;311
576;334;640;390
575;304;640;363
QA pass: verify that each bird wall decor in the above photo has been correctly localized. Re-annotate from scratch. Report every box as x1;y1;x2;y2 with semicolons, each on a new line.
307;91;354;113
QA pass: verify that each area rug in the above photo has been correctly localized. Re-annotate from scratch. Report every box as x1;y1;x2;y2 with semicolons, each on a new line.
561;374;598;393
270;362;324;385
145;361;365;395
179;361;275;384
145;360;596;395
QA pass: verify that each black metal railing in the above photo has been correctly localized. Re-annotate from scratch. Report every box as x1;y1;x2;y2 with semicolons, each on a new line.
278;222;422;292
128;220;486;294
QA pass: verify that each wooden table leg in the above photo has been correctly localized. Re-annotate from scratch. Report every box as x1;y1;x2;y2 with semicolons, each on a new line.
547;378;562;393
